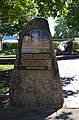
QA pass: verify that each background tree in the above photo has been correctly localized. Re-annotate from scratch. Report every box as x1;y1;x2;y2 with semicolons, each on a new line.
34;0;66;17
0;0;37;35
34;0;79;38
53;17;79;39
0;0;79;37
66;0;79;31
0;0;69;36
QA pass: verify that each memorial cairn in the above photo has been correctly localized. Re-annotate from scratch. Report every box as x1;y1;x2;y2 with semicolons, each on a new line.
10;18;63;110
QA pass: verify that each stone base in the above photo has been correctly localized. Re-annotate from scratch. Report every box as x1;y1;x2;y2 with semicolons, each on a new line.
10;70;63;109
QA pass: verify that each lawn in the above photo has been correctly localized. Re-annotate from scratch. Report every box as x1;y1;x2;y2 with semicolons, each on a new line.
0;49;15;92
0;65;14;92
0;49;16;57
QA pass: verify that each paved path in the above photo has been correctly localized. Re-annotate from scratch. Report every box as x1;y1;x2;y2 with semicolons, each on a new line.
57;58;79;108
0;58;79;120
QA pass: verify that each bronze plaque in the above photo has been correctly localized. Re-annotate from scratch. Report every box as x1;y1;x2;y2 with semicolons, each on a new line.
19;53;51;70
21;53;50;59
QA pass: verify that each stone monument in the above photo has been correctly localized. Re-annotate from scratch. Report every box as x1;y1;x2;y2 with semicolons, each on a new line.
10;18;63;109
57;40;73;55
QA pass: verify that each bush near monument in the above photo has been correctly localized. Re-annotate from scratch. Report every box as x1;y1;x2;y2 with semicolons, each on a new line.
3;42;18;51
0;42;18;56
73;42;79;52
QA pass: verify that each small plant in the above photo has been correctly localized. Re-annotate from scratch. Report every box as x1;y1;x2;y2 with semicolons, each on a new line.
3;42;18;51
53;42;59;50
4;49;17;55
0;49;16;56
0;65;14;92
73;42;79;49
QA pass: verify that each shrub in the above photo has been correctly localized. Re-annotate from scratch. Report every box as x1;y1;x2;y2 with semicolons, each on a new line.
53;42;59;50
3;42;18;51
73;42;79;50
4;49;17;55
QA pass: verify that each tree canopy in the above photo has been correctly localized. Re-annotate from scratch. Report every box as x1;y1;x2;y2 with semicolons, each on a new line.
53;0;79;39
53;16;79;39
0;0;79;37
34;0;79;38
66;0;79;31
0;0;37;35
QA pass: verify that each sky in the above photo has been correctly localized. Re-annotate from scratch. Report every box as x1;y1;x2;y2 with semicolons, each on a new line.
48;17;56;36
3;35;18;42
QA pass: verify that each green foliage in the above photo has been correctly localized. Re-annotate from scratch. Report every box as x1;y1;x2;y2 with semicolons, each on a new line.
54;17;79;39
0;49;16;56
66;1;79;31
73;42;79;51
0;66;14;92
0;0;37;35
5;49;16;55
0;42;17;56
0;0;79;36
53;42;59;50
0;0;36;23
34;0;79;37
0;65;14;70
3;42;18;50
34;0;66;17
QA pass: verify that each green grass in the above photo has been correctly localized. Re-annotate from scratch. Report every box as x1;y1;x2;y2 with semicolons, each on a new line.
0;49;15;92
0;49;16;57
0;65;14;92
0;65;14;71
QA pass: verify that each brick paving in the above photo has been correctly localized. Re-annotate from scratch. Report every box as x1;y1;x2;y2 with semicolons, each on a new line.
57;58;79;108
